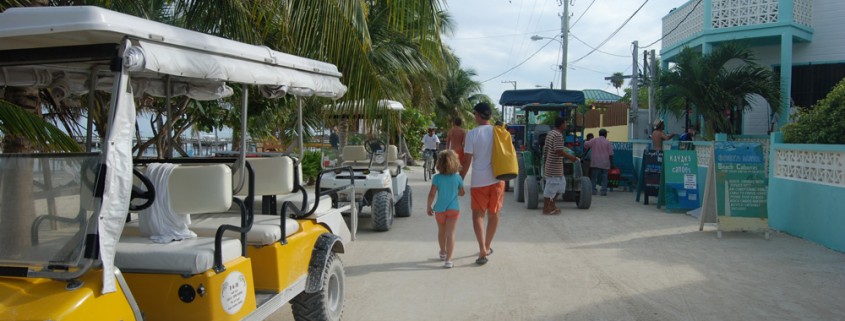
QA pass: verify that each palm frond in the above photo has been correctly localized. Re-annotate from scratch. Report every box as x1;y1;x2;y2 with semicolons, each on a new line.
0;99;82;152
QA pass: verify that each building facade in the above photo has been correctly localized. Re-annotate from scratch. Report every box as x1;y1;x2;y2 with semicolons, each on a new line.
660;0;844;134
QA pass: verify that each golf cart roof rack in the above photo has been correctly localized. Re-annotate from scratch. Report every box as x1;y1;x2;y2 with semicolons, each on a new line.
499;89;585;107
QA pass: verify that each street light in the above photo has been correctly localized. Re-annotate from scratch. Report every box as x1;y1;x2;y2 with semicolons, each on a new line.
531;34;567;90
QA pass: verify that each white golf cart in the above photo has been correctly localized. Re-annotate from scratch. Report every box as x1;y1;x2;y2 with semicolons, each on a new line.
0;6;354;321
319;100;412;231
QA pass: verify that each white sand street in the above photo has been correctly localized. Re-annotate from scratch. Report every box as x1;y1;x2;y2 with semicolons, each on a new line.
270;165;845;321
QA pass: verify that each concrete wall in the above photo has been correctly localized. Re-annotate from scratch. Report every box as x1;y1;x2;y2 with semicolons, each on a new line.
755;0;845;65
584;125;629;142
768;133;845;252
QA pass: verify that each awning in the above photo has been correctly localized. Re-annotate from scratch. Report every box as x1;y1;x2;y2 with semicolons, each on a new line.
499;89;586;107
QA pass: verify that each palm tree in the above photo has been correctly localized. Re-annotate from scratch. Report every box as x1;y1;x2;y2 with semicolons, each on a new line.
659;44;780;137
609;72;625;95
434;53;491;127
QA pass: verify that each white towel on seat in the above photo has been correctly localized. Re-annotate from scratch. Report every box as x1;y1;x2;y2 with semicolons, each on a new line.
138;163;197;243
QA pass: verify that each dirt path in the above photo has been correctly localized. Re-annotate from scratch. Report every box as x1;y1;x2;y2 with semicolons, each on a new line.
270;166;845;321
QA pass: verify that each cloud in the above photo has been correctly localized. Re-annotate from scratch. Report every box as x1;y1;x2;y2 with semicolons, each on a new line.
444;0;689;106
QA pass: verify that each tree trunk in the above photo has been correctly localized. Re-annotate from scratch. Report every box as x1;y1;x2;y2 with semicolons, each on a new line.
1;87;40;256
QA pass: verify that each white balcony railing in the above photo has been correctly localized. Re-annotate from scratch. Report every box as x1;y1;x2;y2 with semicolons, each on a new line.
663;0;813;48
773;148;845;188
662;0;704;48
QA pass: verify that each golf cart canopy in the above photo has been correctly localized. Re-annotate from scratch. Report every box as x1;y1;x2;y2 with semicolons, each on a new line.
326;99;405;114
0;6;348;294
0;6;347;99
499;89;585;109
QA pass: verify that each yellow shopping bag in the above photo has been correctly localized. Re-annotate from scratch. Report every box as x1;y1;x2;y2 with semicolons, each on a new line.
491;124;518;180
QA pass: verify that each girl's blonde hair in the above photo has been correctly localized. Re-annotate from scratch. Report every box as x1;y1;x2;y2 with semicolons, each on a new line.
435;150;461;175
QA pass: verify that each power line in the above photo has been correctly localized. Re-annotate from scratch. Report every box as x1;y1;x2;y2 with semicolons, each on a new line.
569;0;649;65
570;33;629;58
641;0;702;48
569;0;596;29
481;37;557;84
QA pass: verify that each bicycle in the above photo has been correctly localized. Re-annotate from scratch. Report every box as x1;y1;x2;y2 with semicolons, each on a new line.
423;149;436;181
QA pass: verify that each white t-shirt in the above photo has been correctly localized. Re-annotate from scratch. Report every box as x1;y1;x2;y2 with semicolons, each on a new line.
464;124;497;187
422;133;440;150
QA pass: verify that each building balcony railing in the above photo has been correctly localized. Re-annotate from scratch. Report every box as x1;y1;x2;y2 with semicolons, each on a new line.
662;0;813;49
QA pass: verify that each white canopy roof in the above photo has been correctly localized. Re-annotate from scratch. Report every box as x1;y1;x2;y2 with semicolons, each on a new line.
0;6;347;99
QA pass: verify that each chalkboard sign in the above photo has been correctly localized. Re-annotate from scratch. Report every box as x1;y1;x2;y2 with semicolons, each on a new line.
662;150;699;210
640;150;662;205
714;142;767;218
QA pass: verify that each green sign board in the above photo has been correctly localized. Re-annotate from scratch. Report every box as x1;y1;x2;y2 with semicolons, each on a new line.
714;142;767;218
662;150;699;210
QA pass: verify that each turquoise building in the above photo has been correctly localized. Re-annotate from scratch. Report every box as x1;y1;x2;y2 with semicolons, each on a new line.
660;0;844;134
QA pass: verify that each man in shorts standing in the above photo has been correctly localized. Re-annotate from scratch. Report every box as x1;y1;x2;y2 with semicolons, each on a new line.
460;102;502;265
542;118;579;215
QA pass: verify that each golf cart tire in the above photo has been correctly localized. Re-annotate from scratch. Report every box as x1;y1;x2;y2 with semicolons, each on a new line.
515;156;525;202
395;184;412;217
371;191;394;231
524;175;539;209
291;252;345;321
576;176;592;209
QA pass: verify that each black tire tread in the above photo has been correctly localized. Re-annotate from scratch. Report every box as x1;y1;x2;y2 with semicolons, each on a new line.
395;185;412;217
371;191;393;231
291;253;345;321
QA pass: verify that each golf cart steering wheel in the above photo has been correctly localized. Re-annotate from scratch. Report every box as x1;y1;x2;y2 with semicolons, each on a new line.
130;168;156;211
364;138;386;155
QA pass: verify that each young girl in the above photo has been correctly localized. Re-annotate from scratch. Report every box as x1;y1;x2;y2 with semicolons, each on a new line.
426;150;465;268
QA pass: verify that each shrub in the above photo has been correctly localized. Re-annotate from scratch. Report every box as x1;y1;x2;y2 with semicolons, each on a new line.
782;77;845;144
300;150;322;185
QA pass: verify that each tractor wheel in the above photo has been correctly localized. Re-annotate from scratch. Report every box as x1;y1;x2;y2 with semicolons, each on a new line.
515;156;525;202
394;184;412;217
524;175;539;209
371;191;394;231
576;176;592;209
291;252;345;321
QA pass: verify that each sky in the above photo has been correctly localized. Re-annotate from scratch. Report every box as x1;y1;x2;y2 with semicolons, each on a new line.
443;0;690;109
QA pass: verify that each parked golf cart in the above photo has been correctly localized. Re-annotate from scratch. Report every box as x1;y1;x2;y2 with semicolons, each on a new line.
499;89;592;210
0;6;354;321
319;100;412;231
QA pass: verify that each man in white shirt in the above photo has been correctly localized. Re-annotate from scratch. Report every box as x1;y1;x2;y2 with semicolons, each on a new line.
422;127;440;171
460;102;503;265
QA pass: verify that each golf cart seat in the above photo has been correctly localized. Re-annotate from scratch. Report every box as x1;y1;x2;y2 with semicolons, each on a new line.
386;145;404;175
116;164;243;274
192;156;309;245
342;145;369;166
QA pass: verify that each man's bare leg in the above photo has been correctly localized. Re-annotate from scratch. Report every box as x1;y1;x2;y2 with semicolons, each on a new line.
484;211;499;254
472;209;487;258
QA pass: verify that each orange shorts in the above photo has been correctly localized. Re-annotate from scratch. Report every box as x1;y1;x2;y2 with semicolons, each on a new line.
452;149;465;164
435;209;460;224
471;181;505;213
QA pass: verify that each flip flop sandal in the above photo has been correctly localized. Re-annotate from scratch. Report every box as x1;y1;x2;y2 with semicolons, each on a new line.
487;248;493;256
475;257;488;265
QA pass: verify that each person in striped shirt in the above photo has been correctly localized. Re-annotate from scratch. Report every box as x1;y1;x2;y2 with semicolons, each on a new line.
542;118;579;215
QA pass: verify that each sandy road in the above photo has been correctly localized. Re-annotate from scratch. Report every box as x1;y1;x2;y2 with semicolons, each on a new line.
270;166;845;321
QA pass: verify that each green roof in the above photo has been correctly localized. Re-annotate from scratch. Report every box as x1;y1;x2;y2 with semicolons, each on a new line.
582;89;622;103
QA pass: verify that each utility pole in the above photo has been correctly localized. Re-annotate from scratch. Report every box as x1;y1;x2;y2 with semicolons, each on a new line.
560;0;569;90
501;80;517;122
648;49;656;133
631;41;639;140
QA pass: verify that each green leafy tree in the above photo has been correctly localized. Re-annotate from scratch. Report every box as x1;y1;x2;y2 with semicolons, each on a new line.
659;44;779;137
782;77;845;144
609;72;625;95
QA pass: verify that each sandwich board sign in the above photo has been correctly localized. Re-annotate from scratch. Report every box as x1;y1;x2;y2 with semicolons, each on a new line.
699;142;769;238
660;150;699;211
636;150;663;205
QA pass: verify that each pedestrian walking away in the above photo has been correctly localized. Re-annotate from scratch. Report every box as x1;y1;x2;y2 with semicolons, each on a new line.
426;150;465;269
584;128;614;196
543;118;580;215
446;117;466;166
460;102;503;265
